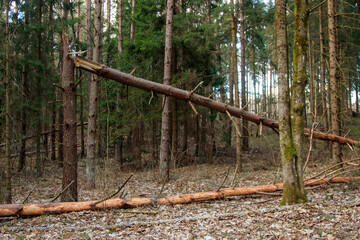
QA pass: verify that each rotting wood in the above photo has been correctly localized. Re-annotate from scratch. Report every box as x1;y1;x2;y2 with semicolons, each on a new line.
74;56;359;146
0;177;359;217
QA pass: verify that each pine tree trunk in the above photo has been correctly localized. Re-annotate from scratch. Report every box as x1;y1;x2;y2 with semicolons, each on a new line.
5;0;12;204
61;1;78;202
171;100;178;168
240;0;249;151
328;0;342;164
231;0;242;172
86;0;102;189
319;5;329;150
159;0;174;182
130;0;136;41
118;0;123;56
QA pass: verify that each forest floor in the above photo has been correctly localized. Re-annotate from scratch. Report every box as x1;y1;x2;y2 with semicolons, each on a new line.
1;145;360;239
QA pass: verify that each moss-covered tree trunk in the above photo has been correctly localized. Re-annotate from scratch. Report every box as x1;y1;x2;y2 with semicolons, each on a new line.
276;0;308;205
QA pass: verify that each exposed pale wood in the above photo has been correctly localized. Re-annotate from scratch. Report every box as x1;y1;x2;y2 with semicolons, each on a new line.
0;177;359;217
74;57;359;146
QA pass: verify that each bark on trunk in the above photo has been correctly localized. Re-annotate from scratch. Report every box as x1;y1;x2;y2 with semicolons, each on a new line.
1;177;359;217
159;0;174;182
231;0;242;172
75;56;359;146
86;0;102;189
281;0;309;205
240;0;249;151
130;0;136;41
5;0;12;203
328;0;342;164
118;0;123;56
61;33;77;202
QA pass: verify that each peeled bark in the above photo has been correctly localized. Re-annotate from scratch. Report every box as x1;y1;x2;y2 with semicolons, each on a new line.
75;57;359;146
1;177;359;218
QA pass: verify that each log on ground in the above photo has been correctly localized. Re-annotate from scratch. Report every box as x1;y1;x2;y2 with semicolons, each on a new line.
1;177;359;217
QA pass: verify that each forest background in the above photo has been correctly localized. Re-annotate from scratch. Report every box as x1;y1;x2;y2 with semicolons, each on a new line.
0;0;360;206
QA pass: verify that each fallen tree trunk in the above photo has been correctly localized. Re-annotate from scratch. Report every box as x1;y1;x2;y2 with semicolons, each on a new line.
1;177;359;217
74;56;358;146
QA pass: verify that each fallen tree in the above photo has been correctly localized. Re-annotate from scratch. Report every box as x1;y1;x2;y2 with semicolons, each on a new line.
75;56;358;146
0;176;359;217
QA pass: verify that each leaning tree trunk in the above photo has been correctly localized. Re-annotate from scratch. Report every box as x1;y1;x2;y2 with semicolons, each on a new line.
75;56;358;147
159;0;174;182
328;0;341;164
61;1;78;202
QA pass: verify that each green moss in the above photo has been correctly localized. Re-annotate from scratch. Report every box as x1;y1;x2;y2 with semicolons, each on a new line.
281;182;308;205
284;144;296;161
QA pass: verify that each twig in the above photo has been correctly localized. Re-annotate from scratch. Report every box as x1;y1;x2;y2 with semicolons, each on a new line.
215;167;231;192
148;91;154;104
74;74;85;89
156;177;168;199
90;174;133;207
22;185;37;204
122;210;158;215
303;122;316;173
130;68;136;75
225;110;241;137
309;0;327;13
305;158;360;181
256;191;282;196
188;101;199;116
50;180;74;202
190;81;203;94
53;83;64;91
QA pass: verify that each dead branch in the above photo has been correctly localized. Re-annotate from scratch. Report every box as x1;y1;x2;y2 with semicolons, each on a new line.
90;174;133;207
50;180;74;202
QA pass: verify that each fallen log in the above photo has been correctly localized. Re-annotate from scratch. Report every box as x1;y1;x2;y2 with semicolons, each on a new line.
1;177;359;217
74;56;359;146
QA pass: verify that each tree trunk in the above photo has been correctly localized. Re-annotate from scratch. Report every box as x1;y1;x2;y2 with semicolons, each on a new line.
5;0;12;204
308;18;315;122
18;0;30;172
118;0;123;56
61;1;78;202
171;100;178;168
86;0;102;189
130;0;136;41
328;0;341;164
76;56;359;146
231;0;242;172
319;5;329;149
159;0;174;181
283;0;309;205
86;0;92;96
36;0;43;177
240;0;249;151
2;177;359;217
